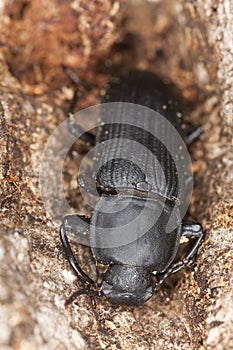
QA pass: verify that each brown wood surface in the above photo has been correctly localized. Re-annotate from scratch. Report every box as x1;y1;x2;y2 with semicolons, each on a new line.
0;1;232;349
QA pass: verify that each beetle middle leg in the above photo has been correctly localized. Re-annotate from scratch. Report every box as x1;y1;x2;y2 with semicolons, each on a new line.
154;222;203;291
183;121;202;145
67;114;96;146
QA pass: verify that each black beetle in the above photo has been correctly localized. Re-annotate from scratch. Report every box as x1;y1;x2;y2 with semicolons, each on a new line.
60;70;203;306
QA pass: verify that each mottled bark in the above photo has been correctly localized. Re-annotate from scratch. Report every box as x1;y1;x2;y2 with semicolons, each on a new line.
0;1;232;349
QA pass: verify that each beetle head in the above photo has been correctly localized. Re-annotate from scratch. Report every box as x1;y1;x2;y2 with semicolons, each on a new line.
102;265;153;306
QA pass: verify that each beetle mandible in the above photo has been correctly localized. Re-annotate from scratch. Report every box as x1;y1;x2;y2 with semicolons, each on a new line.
60;70;203;306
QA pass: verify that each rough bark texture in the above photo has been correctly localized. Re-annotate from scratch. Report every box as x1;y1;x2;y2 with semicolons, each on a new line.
0;1;232;349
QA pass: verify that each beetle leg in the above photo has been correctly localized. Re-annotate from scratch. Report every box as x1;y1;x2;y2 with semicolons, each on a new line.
168;221;203;274
63;67;96;147
77;173;99;208
60;215;104;307
180;221;203;258
154;222;203;291
153;258;193;292
60;215;94;284
184;122;202;145
67;113;96;146
65;68;80;113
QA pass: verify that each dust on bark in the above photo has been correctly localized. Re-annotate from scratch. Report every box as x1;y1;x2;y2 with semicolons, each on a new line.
0;1;232;349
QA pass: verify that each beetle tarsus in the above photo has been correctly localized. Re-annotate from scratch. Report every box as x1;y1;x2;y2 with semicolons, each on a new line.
181;221;203;261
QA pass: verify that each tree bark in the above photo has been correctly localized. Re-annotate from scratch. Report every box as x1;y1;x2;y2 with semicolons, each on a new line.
0;1;232;349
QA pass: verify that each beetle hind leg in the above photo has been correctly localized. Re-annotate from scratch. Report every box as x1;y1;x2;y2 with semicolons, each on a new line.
64;66;96;147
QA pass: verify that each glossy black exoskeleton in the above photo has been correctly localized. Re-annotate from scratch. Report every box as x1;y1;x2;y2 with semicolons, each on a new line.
60;70;203;306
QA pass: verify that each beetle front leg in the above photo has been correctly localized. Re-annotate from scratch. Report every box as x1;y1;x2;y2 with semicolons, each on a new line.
165;221;203;275
60;214;94;284
180;221;203;259
154;222;203;291
175;221;203;271
60;215;104;307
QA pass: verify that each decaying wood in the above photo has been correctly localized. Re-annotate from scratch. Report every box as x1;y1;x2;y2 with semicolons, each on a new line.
0;1;232;349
